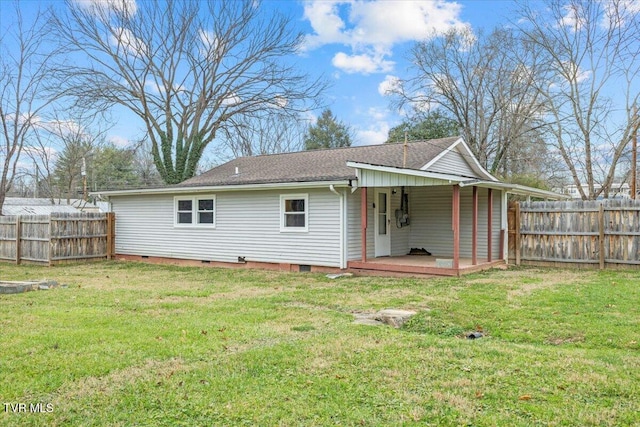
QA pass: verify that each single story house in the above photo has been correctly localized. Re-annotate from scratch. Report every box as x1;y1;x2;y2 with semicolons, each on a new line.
97;136;564;276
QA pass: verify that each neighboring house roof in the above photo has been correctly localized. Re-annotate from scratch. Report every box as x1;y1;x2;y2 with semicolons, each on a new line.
178;136;484;188
2;198;100;216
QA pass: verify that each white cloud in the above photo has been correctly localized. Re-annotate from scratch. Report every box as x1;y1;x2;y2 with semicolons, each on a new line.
356;122;390;145
3;112;39;127
73;0;137;17
602;0;640;28
562;61;592;84
110;27;148;57
332;52;393;74
353;107;391;145
558;3;586;30
272;95;288;108
299;110;318;126
109;135;130;147
199;29;226;62
303;0;467;74
34;119;83;137
366;107;388;121
302;1;348;49
144;80;161;94
378;75;401;96
22;145;58;160
221;93;241;106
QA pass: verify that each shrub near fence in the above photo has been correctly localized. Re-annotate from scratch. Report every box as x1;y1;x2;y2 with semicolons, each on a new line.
512;199;640;269
0;212;115;265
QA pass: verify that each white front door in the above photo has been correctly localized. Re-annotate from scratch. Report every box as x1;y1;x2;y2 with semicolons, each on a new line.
374;189;391;257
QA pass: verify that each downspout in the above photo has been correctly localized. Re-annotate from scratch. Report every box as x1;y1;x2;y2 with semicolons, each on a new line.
501;190;508;262
329;185;346;269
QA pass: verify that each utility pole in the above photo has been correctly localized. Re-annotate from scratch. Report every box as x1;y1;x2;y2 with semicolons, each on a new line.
632;106;638;199
81;157;87;201
403;130;408;168
33;162;39;199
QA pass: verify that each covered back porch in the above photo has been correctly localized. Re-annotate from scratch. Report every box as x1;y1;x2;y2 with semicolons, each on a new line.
344;161;559;277
346;175;506;277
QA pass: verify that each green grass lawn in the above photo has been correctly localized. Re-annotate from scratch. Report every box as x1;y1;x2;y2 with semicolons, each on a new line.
0;262;638;426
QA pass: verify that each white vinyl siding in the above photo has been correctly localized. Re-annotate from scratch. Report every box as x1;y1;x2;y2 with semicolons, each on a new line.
492;190;504;260
112;189;341;267
410;186;453;256
409;186;502;259
390;188;410;256
366;188;375;259
347;189;362;261
427;148;479;178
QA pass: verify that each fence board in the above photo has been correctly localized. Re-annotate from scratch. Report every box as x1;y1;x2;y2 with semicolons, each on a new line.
0;212;113;265
511;199;640;269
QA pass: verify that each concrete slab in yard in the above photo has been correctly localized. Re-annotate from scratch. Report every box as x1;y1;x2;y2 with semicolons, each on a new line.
0;280;59;294
353;308;419;328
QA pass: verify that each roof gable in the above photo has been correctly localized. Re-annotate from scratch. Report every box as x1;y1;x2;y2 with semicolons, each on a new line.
421;138;496;181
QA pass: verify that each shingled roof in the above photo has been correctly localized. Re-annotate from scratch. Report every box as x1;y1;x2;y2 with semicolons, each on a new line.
178;136;463;188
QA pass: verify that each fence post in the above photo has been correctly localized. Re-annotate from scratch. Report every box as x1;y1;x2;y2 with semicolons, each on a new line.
515;202;521;266
48;216;53;266
598;204;605;269
15;216;21;265
106;212;115;260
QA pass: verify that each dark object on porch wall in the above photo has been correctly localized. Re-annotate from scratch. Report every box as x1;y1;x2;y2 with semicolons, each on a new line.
408;248;432;256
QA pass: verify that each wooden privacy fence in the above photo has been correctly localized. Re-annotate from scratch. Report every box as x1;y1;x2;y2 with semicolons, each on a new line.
0;212;115;265
509;199;640;269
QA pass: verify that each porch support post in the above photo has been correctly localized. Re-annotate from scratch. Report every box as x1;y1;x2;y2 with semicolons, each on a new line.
472;186;478;265
487;188;493;262
361;187;367;262
452;184;460;270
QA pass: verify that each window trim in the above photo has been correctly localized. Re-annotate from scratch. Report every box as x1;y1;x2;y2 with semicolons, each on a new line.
174;195;216;228
280;193;308;233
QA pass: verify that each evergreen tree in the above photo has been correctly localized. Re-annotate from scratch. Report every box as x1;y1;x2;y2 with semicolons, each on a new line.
387;111;459;143
304;109;352;150
91;144;141;191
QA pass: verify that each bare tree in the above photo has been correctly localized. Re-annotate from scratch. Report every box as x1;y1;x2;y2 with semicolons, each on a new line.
0;6;59;214
52;0;325;184
517;0;640;199
131;138;164;188
395;27;549;176
220;112;305;158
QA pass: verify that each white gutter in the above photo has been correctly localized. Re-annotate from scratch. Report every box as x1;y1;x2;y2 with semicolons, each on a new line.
94;180;352;198
329;184;347;269
458;180;570;200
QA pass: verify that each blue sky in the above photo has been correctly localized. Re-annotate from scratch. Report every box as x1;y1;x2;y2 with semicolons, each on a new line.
3;0;520;157
281;0;515;146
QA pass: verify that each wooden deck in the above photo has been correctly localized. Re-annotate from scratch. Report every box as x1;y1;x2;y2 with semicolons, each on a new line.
348;255;507;277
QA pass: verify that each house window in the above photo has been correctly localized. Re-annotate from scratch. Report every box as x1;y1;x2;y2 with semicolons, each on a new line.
280;194;308;232
175;196;215;227
198;199;214;224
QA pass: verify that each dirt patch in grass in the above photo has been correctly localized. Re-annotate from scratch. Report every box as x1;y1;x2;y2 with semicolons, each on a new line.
431;390;477;418
467;268;592;300
52;357;187;403
545;334;586;346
